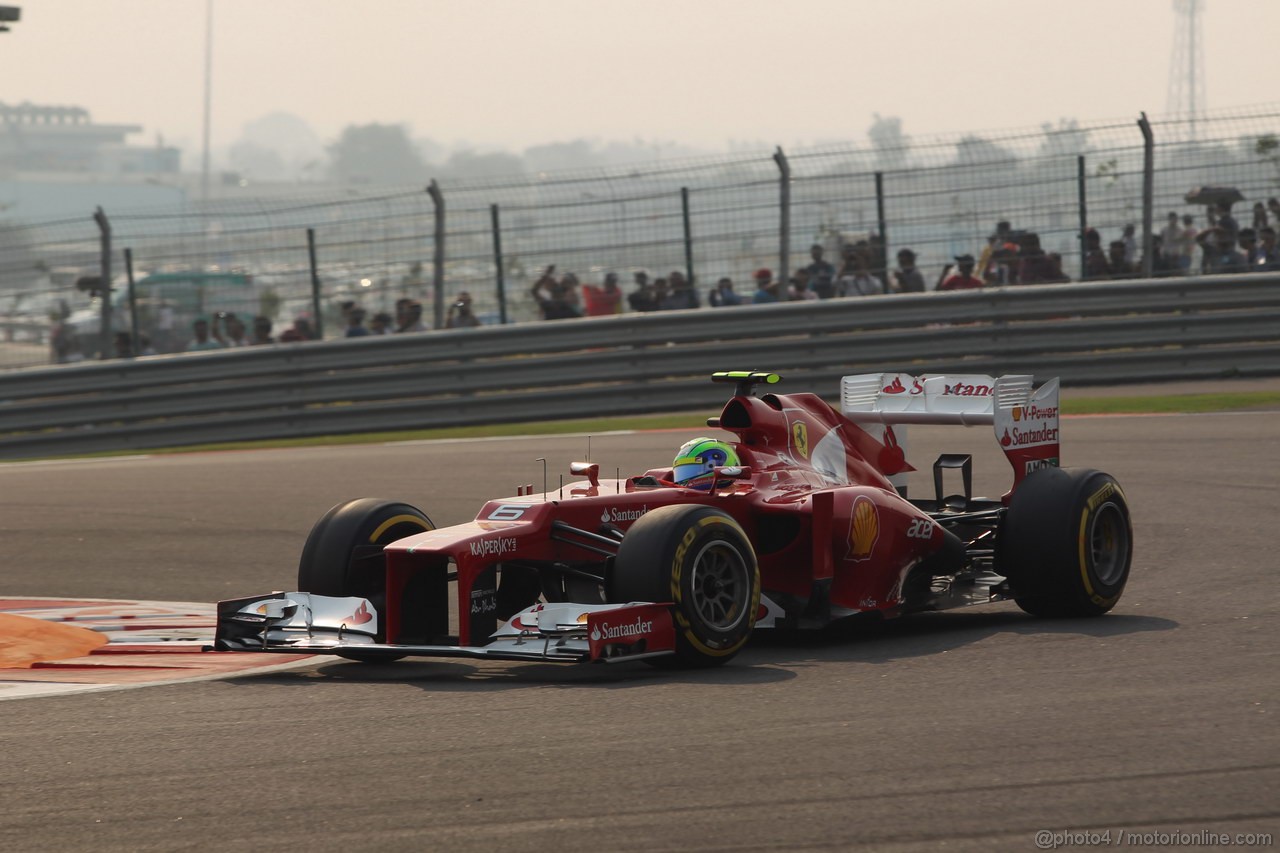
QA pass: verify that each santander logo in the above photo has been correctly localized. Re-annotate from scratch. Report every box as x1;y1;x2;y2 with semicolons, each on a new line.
343;601;373;625
590;616;654;643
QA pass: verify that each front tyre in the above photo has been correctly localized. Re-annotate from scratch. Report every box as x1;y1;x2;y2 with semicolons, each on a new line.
298;498;434;660
998;468;1132;618
611;505;760;667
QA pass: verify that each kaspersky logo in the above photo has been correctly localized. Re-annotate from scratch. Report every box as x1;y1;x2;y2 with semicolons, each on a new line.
590;616;654;642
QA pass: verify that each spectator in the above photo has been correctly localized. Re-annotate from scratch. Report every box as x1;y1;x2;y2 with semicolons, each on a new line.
1178;214;1198;273
1160;212;1183;271
187;317;222;351
154;300;177;353
867;233;889;289
1120;224;1138;265
805;244;837;298
836;253;883;296
1255;227;1280;270
789;268;818;301
1107;241;1137;278
989;220;1016;249
446;292;482;328
396;301;429;332
751;268;779;304
1083;228;1109;280
279;317;315;343
558;273;583;315
892;249;926;293
369;312;393;335
1215;203;1239;239
530;265;559;319
627;273;658;313
1046;252;1069;282
136;333;156;356
662;271;699;310
251;316;274;344
1268;198;1280;227
582;272;623;316
938;254;984;290
1252;201;1268;232
987;243;1021;285
650;277;670;310
1016;233;1066;284
393;298;412;330
345;307;371;337
113;331;134;359
708;277;742;307
1146;235;1179;277
1196;228;1247;274
212;313;249;347
1237;228;1261;266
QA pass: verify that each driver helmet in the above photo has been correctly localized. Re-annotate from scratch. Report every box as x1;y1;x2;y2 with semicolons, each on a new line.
672;437;740;489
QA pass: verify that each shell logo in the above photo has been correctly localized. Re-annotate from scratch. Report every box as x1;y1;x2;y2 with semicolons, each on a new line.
1012;406;1023;422
791;421;810;459
846;495;880;562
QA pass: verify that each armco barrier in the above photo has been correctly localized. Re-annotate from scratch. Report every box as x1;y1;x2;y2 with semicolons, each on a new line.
1;275;1278;459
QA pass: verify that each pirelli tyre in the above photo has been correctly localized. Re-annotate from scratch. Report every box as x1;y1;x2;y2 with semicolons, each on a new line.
998;468;1132;618
610;504;760;667
298;498;435;661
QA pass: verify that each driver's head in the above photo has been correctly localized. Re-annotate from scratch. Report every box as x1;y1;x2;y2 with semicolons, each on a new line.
672;437;740;489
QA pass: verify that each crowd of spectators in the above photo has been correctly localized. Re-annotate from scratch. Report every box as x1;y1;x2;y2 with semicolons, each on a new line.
95;195;1280;361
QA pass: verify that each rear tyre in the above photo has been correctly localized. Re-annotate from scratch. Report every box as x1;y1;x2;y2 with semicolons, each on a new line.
998;468;1132;618
611;505;760;668
298;498;434;661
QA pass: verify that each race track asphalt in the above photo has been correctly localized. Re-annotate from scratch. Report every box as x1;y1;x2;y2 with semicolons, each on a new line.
0;414;1276;852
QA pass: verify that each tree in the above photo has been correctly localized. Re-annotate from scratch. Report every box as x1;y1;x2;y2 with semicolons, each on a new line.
327;123;430;185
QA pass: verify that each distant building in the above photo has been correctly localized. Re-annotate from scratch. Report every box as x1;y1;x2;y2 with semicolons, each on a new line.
0;101;186;221
0;101;180;174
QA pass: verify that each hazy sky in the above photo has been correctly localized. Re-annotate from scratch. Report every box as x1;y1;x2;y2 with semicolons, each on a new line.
5;0;1280;159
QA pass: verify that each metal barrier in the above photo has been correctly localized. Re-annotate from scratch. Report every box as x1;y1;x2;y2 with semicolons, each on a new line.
1;275;1278;459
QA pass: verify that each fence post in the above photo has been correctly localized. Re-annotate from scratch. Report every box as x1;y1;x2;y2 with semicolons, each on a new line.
491;203;508;325
307;227;324;339
92;206;112;360
124;247;139;356
773;147;791;287
1077;155;1089;281
680;187;694;288
427;180;446;330
1138;112;1155;278
874;172;888;284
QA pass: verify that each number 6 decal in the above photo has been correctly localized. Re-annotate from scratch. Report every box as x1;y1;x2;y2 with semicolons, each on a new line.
487;504;528;521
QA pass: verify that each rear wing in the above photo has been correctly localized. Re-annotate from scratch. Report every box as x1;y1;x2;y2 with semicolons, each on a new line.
840;373;1060;491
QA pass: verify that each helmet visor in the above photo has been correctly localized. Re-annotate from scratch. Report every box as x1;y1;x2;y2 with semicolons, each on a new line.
672;461;710;484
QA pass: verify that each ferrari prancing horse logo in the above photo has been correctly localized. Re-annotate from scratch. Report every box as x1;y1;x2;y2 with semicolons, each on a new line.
791;421;809;459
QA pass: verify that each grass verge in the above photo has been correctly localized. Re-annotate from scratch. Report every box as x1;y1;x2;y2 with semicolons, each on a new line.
9;389;1280;462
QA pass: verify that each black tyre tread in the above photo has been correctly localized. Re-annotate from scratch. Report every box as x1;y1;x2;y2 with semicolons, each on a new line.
1000;468;1131;618
612;504;760;668
297;498;434;659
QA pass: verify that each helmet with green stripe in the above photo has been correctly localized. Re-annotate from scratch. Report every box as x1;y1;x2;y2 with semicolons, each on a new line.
671;437;740;489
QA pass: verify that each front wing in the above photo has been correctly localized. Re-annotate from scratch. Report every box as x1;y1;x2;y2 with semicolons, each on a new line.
211;593;677;664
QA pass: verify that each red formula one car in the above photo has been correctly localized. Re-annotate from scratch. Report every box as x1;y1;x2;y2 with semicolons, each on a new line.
214;371;1133;668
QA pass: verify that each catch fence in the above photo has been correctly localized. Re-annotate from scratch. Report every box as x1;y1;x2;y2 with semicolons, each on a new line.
2;104;1280;371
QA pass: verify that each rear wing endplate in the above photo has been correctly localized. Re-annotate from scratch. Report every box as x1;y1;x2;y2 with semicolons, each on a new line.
841;373;1060;490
